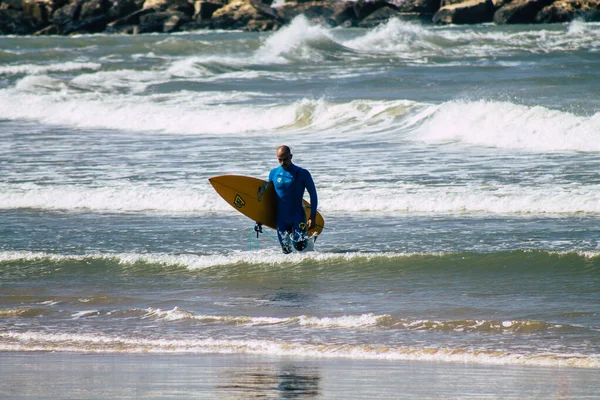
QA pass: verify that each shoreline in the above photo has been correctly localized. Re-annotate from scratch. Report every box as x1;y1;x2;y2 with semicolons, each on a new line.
1;0;600;36
2;351;599;398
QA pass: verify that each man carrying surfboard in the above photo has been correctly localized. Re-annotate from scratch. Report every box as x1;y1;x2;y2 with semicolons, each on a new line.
268;145;318;254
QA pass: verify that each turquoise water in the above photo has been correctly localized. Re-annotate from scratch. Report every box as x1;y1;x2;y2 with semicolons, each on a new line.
1;17;599;371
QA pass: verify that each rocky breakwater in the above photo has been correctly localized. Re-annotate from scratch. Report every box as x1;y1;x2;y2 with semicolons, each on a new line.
1;0;599;35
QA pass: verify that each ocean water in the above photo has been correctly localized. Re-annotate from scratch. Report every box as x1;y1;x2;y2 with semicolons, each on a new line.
1;15;600;386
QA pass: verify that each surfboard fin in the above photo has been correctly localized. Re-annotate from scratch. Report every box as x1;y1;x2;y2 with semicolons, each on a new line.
254;222;263;238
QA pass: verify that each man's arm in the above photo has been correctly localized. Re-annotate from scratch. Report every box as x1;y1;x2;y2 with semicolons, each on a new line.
304;169;318;227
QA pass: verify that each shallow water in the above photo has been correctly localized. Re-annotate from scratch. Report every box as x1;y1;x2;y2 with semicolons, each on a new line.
1;17;599;373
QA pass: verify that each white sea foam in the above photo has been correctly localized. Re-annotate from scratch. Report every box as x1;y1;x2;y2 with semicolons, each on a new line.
341;18;600;64
2;331;598;368
1;179;599;215
2;250;597;271
2;70;598;152
0;250;436;271
166;55;262;78
344;19;435;56
143;307;387;328
71;69;168;93
0;78;421;134
413;100;600;152
255;16;339;64
297;313;385;328
319;184;600;214
0;62;101;76
0;84;299;134
71;310;101;319
144;307;290;325
0;183;224;212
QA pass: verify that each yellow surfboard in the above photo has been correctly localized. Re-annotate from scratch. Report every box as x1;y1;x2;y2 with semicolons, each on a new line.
208;175;324;236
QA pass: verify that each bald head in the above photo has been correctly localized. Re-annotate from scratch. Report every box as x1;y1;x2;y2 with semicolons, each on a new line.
276;145;293;169
277;145;291;155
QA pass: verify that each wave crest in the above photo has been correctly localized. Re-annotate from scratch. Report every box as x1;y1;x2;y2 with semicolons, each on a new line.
1;331;597;368
414;100;600;152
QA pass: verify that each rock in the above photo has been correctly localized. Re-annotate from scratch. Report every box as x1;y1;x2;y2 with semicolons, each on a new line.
358;5;403;26
163;11;190;30
493;0;554;23
3;0;600;35
80;0;111;20
22;0;52;25
34;23;60;34
440;0;468;6
142;0;193;14
193;0;225;20
137;9;190;31
63;14;108;33
536;0;600;22
274;1;315;22
0;8;38;33
330;1;358;26
137;11;166;31
49;0;111;34
395;0;441;14
298;4;336;25
52;0;73;8
245;16;280;29
208;0;273;29
104;22;138;32
492;0;512;8
4;0;24;10
107;0;140;20
211;0;257;20
51;0;85;30
107;7;155;26
433;0;495;23
353;0;397;19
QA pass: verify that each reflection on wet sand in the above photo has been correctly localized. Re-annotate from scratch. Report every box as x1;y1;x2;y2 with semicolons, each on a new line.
218;364;320;398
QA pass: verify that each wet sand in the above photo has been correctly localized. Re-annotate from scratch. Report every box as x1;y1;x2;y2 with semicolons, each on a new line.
1;352;598;399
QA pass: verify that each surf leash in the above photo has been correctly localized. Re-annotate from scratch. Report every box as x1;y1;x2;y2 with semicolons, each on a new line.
249;222;278;251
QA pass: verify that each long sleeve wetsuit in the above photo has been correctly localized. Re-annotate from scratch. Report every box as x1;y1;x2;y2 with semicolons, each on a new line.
268;164;317;253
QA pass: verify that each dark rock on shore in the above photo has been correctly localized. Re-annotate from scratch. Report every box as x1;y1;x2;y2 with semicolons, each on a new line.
433;0;495;24
493;0;554;23
1;5;38;34
0;0;599;35
535;0;600;22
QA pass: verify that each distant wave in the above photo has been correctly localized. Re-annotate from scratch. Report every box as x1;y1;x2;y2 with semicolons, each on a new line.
140;307;590;336
0;62;101;76
0;183;224;212
1;249;598;273
0;308;45;318
322;183;600;214
413;100;600;152
0;83;422;135
0;81;300;135
1;331;597;368
2;305;588;335
250;17;600;65
0;249;433;271
1;180;600;214
255;16;355;64
343;19;600;60
2;70;599;150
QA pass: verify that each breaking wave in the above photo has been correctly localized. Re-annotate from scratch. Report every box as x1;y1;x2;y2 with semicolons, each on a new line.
1;331;597;368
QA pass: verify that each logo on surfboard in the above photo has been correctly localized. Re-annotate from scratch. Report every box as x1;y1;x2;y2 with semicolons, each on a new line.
257;183;269;202
234;195;246;209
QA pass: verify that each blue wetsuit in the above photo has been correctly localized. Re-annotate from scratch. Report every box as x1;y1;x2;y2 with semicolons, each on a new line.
268;164;318;253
